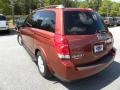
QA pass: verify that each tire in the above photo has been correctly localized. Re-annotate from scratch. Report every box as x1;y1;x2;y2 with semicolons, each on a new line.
36;51;52;79
4;30;10;34
15;27;18;31
17;33;23;46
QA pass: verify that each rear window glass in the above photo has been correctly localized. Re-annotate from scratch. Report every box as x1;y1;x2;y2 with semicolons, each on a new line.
115;17;120;20
64;11;107;35
106;17;114;22
0;16;6;20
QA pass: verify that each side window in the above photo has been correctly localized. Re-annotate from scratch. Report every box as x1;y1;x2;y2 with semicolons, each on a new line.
24;13;35;27
33;11;55;32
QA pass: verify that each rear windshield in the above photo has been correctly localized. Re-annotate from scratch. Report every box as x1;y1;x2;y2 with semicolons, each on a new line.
115;17;120;20
105;17;113;21
0;16;6;20
64;11;107;35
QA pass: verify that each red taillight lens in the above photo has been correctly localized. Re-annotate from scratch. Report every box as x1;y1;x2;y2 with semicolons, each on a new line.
54;34;70;59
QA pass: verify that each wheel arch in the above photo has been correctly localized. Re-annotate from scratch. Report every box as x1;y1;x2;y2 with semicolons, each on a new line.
35;48;54;74
35;48;48;63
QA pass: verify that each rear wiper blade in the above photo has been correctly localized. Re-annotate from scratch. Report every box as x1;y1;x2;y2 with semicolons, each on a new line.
97;30;108;34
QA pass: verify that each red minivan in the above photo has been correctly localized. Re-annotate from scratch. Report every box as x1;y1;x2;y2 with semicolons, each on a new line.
17;5;116;81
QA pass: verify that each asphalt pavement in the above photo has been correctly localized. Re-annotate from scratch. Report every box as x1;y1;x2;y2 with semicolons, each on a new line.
0;27;120;90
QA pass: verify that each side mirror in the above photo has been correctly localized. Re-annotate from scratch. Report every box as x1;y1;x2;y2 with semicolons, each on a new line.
16;17;26;29
16;22;24;31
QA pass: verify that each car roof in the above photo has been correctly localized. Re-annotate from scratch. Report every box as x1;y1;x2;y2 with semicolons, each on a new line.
0;14;6;17
0;14;4;16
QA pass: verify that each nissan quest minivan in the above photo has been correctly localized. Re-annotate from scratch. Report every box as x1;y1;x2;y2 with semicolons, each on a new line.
17;5;116;81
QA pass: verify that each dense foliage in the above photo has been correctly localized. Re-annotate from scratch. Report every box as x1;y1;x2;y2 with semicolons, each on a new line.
0;0;120;16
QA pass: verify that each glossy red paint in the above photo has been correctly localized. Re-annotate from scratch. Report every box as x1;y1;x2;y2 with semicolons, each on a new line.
19;8;116;81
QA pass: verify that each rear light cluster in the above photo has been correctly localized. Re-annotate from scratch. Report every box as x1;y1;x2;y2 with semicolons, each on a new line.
6;21;8;26
54;34;70;59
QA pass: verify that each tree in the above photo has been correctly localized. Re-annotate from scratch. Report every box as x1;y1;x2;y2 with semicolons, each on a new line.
79;1;89;8
110;2;120;16
99;0;112;16
88;0;102;11
0;0;120;16
79;0;102;11
43;0;75;7
0;0;11;15
14;0;39;14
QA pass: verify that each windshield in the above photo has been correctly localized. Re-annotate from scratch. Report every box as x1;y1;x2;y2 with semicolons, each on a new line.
64;11;107;35
0;15;6;20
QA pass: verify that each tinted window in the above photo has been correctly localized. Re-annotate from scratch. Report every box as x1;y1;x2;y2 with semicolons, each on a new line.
108;17;114;22
0;16;6;20
33;11;55;32
64;11;107;35
24;14;34;27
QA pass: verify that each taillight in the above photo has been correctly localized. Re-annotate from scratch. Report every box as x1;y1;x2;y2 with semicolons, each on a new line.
6;21;8;25
54;34;70;59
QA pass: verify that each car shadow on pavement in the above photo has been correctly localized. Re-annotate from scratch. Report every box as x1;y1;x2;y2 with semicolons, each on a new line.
57;61;120;90
0;30;17;36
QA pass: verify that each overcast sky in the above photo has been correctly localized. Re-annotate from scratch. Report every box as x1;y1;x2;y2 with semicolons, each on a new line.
112;0;120;2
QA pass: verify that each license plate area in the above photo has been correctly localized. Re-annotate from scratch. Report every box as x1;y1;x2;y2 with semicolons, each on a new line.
94;44;103;53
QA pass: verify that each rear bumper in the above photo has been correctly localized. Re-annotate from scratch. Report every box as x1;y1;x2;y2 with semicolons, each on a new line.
55;48;116;82
0;26;8;30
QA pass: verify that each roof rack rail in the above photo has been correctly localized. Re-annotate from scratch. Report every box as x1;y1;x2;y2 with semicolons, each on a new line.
0;14;3;16
33;4;64;12
44;4;64;8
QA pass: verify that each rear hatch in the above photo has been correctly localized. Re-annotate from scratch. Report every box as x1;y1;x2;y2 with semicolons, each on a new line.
0;15;7;28
64;11;113;65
